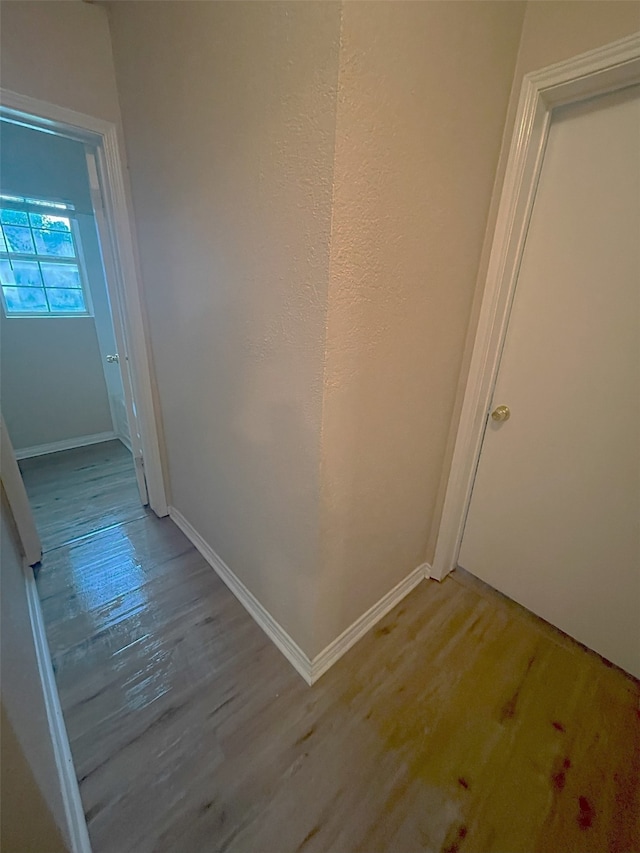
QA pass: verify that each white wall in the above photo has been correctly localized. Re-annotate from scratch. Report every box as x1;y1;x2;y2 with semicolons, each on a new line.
1;314;112;450
0;122;117;451
110;1;640;661
108;1;342;654
1;703;68;853
315;1;526;652
0;0;122;124
0;493;69;849
106;1;527;658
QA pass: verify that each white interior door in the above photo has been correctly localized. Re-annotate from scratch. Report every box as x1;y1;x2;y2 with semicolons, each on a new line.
76;210;131;448
458;85;640;677
85;149;148;506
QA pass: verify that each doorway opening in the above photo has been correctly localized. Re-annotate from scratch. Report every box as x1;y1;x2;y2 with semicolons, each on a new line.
0;91;167;554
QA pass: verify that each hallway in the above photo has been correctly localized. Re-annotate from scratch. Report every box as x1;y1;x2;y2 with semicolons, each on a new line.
24;444;640;853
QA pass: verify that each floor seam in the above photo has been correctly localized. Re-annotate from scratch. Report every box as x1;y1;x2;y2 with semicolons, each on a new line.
42;512;152;554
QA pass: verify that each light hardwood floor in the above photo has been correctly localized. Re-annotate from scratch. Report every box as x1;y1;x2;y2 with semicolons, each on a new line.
19;440;144;552
27;444;640;853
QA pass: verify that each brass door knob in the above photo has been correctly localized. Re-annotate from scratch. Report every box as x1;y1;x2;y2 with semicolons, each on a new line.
491;405;511;422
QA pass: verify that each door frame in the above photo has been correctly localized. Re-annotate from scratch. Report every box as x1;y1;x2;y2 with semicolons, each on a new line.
431;33;640;581
0;88;168;517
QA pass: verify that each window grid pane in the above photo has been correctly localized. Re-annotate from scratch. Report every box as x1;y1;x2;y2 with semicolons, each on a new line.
33;228;75;258
3;225;35;254
2;286;49;313
8;260;44;287
28;213;71;232
0;209;29;226
0;273;86;314
40;262;82;289
46;288;86;312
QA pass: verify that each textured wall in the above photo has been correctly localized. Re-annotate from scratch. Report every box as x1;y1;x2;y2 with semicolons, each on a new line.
89;0;640;661
315;1;526;652
108;1;342;653
0;496;69;848
107;0;527;657
516;0;640;77
0;0;121;123
1;703;68;853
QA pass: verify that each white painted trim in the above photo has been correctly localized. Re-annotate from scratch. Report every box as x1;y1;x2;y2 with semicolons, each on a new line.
0;89;168;517
1;414;42;565
24;562;92;853
431;34;640;581
170;505;431;685
310;563;429;684
168;507;314;684
14;431;117;460
92;135;155;509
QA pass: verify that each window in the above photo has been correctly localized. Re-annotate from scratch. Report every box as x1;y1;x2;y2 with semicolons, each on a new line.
0;194;91;316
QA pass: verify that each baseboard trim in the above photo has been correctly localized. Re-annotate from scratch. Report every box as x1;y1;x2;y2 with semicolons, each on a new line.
169;506;432;686
15;431;116;460
24;564;92;853
168;507;314;684
310;563;430;683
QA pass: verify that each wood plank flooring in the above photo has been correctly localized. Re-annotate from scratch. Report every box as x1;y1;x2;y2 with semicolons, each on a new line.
28;446;640;853
19;440;144;553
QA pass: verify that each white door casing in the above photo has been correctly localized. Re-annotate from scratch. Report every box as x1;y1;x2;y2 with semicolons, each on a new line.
1;413;42;566
432;34;640;584
0;89;168;516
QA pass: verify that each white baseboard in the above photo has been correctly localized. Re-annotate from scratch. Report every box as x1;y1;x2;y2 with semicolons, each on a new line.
168;507;314;684
24;564;92;853
169;506;431;686
15;431;116;460
310;562;430;683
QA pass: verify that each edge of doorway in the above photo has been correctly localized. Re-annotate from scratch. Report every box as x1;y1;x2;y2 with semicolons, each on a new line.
430;32;640;582
0;88;169;518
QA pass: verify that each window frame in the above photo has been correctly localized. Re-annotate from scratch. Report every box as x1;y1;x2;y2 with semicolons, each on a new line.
0;194;94;319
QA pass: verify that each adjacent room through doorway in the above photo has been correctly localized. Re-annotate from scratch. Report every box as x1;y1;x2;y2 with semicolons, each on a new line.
0;118;147;566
